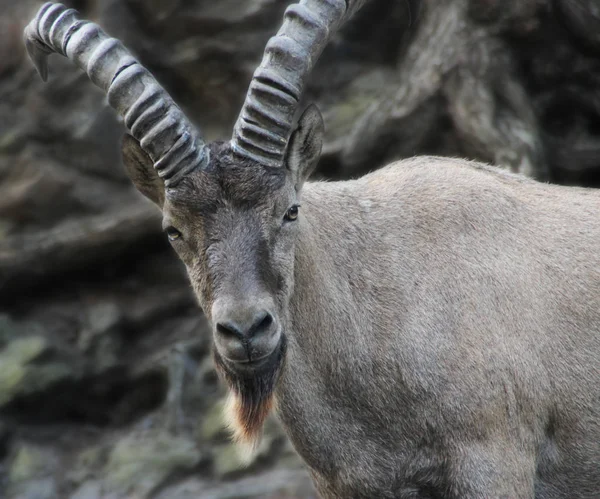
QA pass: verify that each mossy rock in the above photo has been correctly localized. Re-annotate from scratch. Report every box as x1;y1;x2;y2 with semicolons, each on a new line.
0;336;47;407
323;68;397;142
69;480;102;499
7;443;58;499
104;430;202;496
8;477;57;499
0;315;77;408
66;445;108;486
9;444;54;483
78;301;122;372
0;126;25;154
197;398;228;442
0;314;15;346
0;335;73;407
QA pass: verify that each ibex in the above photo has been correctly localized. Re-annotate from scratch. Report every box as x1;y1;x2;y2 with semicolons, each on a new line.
24;2;600;498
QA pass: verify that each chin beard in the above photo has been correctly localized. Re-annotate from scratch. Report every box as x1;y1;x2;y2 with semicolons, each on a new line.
213;335;287;452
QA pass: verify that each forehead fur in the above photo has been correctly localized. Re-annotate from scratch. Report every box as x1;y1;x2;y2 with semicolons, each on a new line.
165;142;287;211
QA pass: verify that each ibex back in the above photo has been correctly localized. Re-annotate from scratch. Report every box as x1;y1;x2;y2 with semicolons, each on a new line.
24;2;600;498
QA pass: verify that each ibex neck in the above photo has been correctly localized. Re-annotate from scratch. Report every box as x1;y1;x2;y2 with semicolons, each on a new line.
276;178;413;481
293;181;371;329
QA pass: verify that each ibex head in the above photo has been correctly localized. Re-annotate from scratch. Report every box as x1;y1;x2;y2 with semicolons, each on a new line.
25;1;365;445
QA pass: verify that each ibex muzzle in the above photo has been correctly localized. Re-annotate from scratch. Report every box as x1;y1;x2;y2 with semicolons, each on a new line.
24;2;600;498
212;294;280;365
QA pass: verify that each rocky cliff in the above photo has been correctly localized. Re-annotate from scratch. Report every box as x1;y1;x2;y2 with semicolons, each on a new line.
1;0;599;498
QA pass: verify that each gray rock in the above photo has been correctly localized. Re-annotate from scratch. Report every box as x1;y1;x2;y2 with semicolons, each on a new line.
6;444;58;499
69;481;102;499
158;468;317;499
0;320;75;408
103;430;203;496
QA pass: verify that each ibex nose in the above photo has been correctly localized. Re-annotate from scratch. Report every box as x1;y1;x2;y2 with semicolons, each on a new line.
212;301;280;364
217;310;273;340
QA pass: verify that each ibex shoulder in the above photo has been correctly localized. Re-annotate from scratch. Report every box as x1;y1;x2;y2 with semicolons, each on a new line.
304;155;534;214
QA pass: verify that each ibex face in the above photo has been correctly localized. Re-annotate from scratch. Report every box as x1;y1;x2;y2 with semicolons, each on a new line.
24;0;362;445
122;110;324;444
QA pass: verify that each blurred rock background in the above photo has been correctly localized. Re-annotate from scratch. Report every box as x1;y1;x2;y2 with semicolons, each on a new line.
0;0;599;497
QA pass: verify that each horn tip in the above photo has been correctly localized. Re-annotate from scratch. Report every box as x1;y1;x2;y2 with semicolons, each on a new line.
35;55;50;82
24;35;50;81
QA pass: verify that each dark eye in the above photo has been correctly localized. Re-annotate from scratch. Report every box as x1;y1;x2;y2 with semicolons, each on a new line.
165;226;182;241
284;205;300;222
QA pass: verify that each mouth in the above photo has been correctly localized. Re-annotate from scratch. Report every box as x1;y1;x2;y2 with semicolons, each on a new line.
215;334;287;377
221;341;281;372
215;323;284;368
234;350;273;365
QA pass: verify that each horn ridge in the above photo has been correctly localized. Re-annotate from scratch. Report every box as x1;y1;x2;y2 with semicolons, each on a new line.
231;0;367;167
24;2;208;186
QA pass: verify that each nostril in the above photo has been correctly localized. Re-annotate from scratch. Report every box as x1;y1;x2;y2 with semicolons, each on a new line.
215;310;275;340
216;321;244;340
252;311;273;336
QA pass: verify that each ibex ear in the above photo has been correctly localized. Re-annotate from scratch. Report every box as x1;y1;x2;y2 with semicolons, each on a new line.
121;134;165;208
286;104;324;189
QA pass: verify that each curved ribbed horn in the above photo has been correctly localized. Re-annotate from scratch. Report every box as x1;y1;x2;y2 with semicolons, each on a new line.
231;0;367;167
24;2;208;187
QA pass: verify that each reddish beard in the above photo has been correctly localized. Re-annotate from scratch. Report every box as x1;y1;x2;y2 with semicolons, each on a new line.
213;335;287;449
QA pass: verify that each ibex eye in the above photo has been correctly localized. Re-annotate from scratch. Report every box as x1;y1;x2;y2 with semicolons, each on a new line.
165;227;182;241
284;205;300;222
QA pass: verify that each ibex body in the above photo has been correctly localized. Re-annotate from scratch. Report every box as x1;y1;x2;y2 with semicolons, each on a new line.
24;2;600;498
281;158;600;498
